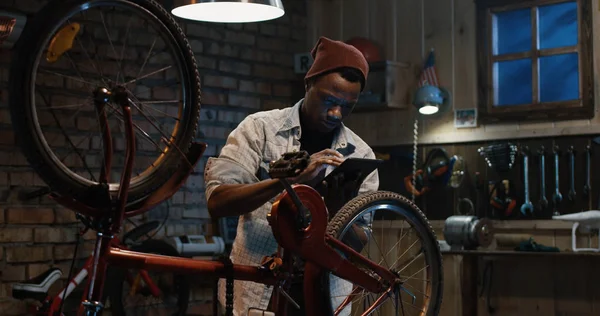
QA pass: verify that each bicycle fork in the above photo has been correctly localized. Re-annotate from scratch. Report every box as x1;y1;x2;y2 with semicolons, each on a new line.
81;86;136;316
80;232;113;316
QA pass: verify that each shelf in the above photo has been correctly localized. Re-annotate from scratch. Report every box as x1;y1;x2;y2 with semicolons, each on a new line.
442;249;600;257
354;60;414;112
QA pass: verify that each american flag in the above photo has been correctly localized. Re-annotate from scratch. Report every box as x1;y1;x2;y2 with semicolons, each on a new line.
418;49;439;87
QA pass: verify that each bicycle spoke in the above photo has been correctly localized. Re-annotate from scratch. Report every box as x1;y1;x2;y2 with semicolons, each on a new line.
369;225;390;269
400;265;429;284
57;105;119;164
134;37;158;82
38;68;97;87
38;103;91;110
116;18;133;84
125;65;172;86
103;102;167;158
390;239;421;271
392;246;423;274
400;282;430;298
124;95;193;169
37;91;97;181
137;101;182;120
72;15;107;84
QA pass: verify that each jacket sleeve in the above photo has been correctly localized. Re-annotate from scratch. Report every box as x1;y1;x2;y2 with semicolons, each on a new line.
204;116;265;201
358;148;380;195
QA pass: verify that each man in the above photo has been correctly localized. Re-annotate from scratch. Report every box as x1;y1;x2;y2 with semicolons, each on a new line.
204;36;379;315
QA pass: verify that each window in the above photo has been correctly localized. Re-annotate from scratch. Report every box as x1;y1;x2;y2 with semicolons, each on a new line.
475;0;593;122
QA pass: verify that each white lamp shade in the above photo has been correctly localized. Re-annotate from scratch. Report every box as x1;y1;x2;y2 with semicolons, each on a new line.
418;104;439;115
171;0;285;23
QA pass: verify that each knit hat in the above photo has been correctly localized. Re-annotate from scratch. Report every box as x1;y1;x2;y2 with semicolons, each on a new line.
304;36;369;90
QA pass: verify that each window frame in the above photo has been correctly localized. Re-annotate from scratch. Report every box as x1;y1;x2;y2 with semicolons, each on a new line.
475;0;594;123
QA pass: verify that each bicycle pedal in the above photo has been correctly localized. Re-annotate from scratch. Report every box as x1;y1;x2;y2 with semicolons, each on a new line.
248;308;275;316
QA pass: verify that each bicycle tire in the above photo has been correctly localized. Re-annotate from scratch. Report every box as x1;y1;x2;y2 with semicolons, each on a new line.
9;0;201;207
108;239;190;315
324;191;443;316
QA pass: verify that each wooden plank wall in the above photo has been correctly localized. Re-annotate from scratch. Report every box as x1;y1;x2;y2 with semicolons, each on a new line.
304;0;600;314
305;0;600;146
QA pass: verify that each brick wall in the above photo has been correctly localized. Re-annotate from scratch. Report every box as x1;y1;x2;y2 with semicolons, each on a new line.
0;0;308;314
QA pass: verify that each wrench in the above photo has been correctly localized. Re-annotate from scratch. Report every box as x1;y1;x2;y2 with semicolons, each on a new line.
537;146;549;213
520;146;534;215
552;145;562;216
568;146;576;202
583;145;591;199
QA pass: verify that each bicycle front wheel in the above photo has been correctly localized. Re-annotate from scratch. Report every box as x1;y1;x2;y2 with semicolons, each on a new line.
324;191;443;316
9;0;201;207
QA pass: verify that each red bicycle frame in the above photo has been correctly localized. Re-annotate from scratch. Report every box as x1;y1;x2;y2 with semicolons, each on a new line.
35;236;160;316
53;86;401;316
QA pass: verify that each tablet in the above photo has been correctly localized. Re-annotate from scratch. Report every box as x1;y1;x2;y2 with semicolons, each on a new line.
321;158;383;189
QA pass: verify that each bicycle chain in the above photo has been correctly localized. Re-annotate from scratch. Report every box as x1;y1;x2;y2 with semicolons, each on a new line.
222;256;234;316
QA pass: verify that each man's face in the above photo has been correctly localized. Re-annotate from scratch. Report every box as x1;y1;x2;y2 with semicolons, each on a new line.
303;72;361;133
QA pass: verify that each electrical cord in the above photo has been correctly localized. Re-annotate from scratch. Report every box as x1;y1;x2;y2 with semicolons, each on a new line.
123;198;171;242
411;118;419;203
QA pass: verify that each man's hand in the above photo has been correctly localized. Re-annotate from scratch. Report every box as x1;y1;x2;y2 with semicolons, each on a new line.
289;149;344;185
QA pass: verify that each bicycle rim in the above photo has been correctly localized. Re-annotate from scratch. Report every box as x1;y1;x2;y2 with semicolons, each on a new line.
10;0;200;205
324;192;443;316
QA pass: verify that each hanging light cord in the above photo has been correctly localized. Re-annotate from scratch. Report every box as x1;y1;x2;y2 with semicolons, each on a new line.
411;117;419;203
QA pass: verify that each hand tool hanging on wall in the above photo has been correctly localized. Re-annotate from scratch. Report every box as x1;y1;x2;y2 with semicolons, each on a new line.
568;146;576;202
478;143;518;173
443;215;493;250
403;147;465;197
520;146;534;216
593;136;600;208
489;180;517;218
584;145;591;200
552;145;563;216
537;146;549;214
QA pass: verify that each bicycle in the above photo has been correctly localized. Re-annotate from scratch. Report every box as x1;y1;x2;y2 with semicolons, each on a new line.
11;220;190;315
3;0;444;315
4;0;197;314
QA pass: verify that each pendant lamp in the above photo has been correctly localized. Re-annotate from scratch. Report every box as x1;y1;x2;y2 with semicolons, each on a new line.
171;0;285;23
413;85;450;116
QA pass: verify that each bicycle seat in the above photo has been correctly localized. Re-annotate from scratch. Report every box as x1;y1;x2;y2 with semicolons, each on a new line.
12;267;62;302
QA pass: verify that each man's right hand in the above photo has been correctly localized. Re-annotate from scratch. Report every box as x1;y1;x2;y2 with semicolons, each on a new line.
289;149;345;185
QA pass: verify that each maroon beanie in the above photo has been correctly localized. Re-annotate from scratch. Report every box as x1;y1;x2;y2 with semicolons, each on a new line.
304;36;369;90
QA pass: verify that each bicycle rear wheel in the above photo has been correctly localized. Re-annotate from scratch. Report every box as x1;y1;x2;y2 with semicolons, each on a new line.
9;0;201;207
324;191;443;315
